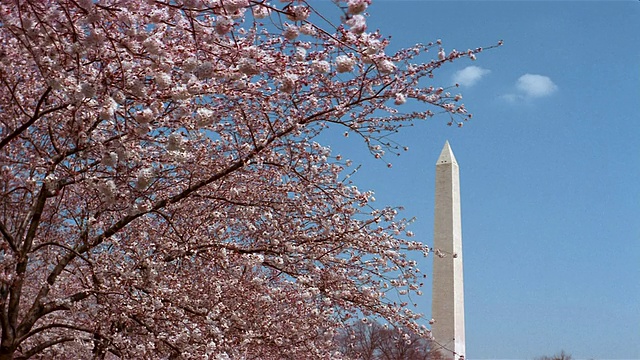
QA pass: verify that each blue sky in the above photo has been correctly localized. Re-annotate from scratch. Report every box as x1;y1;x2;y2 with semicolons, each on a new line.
320;1;640;359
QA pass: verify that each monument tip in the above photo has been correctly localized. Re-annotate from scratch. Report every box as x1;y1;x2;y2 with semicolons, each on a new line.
436;141;458;165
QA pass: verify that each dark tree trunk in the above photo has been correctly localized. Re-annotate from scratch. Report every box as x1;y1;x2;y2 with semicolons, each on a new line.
0;347;16;360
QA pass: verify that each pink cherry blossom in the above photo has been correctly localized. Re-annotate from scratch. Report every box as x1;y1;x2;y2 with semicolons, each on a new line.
253;4;271;19
336;55;356;73
286;5;310;21
312;60;331;73
348;0;371;15
283;24;300;40
0;1;496;358
395;93;407;105
346;14;367;34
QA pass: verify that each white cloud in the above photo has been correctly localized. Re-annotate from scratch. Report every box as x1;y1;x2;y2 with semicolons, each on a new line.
515;74;558;98
452;66;491;87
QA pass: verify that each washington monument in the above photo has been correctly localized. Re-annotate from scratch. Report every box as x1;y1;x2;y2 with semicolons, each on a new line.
432;141;466;359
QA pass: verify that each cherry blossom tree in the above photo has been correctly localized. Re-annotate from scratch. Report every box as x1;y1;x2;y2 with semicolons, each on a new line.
0;0;497;358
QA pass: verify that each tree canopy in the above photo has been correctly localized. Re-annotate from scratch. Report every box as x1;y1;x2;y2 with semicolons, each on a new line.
0;0;495;358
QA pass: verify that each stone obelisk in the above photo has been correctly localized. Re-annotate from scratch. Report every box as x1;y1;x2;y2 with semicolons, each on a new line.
432;141;466;359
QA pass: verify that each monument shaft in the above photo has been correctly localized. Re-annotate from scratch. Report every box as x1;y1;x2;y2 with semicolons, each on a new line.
432;141;465;359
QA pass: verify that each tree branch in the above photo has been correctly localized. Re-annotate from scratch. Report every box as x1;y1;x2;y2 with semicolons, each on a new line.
0;87;66;150
15;336;77;360
18;323;93;344
0;220;17;253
